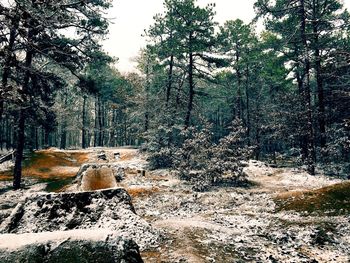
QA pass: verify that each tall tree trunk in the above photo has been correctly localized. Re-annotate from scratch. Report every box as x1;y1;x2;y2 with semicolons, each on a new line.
13;112;26;189
175;74;185;112
144;56;151;133
144;112;149;132
13;24;34;189
185;34;194;128
124;117;127;146
235;48;243;120
0;118;3;150
110;109;116;147
82;95;87;148
245;67;251;145
44;128;50;148
35;127;38;150
255;104;261;161
236;71;242;120
1;15;19;124
300;0;316;175
0;13;19;117
166;55;174;107
98;97;103;146
296;71;308;161
312;0;326;148
102;101;106;146
60;126;67;149
60;92;68;149
94;95;98;147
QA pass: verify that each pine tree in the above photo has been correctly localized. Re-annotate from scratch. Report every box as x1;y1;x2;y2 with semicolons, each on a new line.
1;0;112;189
254;0;349;173
145;0;218;128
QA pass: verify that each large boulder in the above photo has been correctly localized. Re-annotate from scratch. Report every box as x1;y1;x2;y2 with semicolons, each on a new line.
0;235;143;263
0;188;160;250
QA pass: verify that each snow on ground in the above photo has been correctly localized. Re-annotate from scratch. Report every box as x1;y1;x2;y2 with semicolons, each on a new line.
0;161;13;172
0;149;349;262
245;160;342;191
0;229;115;250
0;180;47;227
0;188;161;250
0;149;13;156
133;160;349;262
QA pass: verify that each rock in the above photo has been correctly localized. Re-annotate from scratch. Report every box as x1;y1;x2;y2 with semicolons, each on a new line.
73;163;126;191
0;236;144;263
137;170;146;177
114;152;121;160
115;167;125;182
0;188;135;234
97;151;107;160
0;189;161;250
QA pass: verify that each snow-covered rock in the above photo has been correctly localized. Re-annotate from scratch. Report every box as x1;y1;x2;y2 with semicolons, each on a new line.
0;234;143;263
0;188;161;250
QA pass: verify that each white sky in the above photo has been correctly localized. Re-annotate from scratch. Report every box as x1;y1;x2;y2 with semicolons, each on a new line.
102;0;350;73
103;0;257;73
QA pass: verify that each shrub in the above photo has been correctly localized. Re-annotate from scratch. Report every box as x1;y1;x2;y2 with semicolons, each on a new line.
173;119;252;191
145;125;175;169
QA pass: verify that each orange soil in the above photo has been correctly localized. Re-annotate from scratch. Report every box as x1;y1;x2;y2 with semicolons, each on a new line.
81;168;116;191
120;151;136;161
127;187;160;198
0;171;12;181
0;149;89;181
141;251;163;263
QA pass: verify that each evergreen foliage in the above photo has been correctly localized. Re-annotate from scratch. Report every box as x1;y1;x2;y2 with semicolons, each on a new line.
1;0;349;189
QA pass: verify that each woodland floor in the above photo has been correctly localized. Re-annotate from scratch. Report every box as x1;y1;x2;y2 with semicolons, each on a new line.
0;148;349;262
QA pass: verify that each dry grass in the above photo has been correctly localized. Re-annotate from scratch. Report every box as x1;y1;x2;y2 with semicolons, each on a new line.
275;181;350;215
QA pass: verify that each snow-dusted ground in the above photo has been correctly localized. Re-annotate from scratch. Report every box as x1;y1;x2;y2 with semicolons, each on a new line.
0;229;123;250
0;149;349;262
0;160;13;172
0;188;161;251
133;160;349;262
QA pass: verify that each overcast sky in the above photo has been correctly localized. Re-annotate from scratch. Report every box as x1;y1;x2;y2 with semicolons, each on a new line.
102;0;350;73
103;0;258;72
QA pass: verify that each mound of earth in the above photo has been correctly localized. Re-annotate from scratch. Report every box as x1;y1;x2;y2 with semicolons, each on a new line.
0;188;160;250
68;163;126;191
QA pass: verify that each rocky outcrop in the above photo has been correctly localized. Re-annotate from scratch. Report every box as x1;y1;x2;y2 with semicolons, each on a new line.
0;235;143;263
0;188;160;250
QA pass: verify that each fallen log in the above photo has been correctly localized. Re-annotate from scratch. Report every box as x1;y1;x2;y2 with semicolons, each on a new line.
0;150;16;164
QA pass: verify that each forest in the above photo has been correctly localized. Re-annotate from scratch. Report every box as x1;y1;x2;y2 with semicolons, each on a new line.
0;0;350;262
1;0;349;189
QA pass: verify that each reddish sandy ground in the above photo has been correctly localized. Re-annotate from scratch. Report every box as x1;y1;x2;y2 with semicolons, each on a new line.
0;148;89;181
